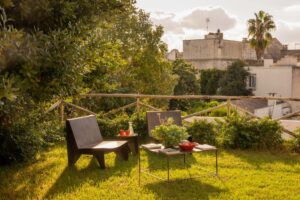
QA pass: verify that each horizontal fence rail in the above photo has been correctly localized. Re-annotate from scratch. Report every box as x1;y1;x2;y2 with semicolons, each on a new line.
46;93;300;138
78;93;300;102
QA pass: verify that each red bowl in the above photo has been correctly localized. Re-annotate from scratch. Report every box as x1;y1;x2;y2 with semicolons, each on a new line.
119;130;125;136
179;142;196;151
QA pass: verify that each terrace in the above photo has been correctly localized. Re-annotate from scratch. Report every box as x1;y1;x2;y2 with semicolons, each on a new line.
1;93;300;200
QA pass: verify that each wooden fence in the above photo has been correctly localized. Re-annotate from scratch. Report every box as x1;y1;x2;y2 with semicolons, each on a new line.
46;93;300;137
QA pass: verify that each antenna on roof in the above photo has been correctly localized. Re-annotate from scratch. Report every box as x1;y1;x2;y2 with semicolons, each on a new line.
206;18;210;33
295;43;300;50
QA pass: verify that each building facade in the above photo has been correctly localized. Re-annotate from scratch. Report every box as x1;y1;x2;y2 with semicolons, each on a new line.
247;57;300;117
168;30;285;70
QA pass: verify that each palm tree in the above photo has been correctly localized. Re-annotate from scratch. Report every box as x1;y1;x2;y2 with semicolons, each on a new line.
247;10;276;60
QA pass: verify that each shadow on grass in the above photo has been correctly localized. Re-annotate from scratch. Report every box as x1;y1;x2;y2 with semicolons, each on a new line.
44;154;136;199
145;179;227;200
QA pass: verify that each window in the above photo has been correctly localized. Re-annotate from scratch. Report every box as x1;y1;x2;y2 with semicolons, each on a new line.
247;74;256;90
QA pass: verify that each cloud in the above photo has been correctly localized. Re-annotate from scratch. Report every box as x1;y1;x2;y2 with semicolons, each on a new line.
150;13;184;34
150;7;237;35
284;4;300;12
180;7;237;31
274;21;300;47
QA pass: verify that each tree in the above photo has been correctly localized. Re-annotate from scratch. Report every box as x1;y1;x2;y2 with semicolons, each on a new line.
102;9;177;95
218;61;251;96
200;69;224;95
169;59;199;110
247;10;276;60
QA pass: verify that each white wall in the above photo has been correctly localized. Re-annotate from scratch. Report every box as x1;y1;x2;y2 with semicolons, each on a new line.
255;103;290;119
248;66;293;97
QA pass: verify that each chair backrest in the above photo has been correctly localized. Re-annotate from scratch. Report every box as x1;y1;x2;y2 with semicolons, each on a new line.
146;111;182;137
66;115;103;149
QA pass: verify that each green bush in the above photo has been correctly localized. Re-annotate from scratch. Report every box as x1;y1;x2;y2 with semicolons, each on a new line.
220;114;283;149
209;107;227;117
38;118;65;146
187;100;221;114
96;112;147;138
0;122;42;164
290;128;300;153
152;118;188;147
186;119;217;145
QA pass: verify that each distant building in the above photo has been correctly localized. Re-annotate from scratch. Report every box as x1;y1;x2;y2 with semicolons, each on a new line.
166;49;182;61
167;30;285;70
166;30;300;118
245;57;300;118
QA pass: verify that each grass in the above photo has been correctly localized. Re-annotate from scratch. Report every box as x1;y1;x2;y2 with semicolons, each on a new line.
1;144;300;200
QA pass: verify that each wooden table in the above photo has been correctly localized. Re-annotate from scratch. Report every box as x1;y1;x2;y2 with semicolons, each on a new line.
116;134;139;155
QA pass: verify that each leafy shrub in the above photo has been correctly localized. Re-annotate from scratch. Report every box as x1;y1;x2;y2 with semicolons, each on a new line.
96;112;147;138
187;100;221;114
290;128;300;153
209;107;227;117
0;122;42;164
220;114;283;149
152;118;188;147
186;119;217;145
38;118;65;146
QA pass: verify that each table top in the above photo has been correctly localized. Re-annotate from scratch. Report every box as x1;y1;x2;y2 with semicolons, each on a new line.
141;143;217;156
116;133;138;138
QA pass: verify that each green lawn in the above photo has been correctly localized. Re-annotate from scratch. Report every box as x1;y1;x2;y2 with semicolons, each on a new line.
1;144;300;200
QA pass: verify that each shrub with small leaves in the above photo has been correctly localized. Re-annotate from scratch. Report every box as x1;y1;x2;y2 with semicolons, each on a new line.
220;114;283;149
291;128;300;153
152;118;188;147
186;119;217;145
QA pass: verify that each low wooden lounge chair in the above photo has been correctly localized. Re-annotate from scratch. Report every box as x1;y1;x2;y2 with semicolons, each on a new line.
66;115;129;169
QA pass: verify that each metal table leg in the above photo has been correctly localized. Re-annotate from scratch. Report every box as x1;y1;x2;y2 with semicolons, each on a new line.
139;149;141;185
216;149;218;176
167;156;170;181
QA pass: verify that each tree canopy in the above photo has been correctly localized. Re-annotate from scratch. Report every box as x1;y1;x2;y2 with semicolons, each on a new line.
218;61;252;96
169;59;199;110
248;10;276;60
0;0;178;164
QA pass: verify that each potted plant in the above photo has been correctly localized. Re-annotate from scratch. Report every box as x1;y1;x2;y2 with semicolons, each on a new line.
151;118;188;147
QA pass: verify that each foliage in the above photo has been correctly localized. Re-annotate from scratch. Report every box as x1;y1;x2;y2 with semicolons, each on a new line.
96;112;147;138
248;10;276;60
0;97;38;164
218;60;252;96
187;100;220;114
0;120;42;164
220;114;283;149
290;128;300;153
0;73;18;107
2;0;129;33
102;9;177;95
169;59;199;110
0;1;177;164
151;118;188;147
200;68;224;95
186;119;217;145
209;107;228;117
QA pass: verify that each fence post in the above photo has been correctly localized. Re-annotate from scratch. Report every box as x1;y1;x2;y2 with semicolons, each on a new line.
60;101;64;123
227;99;231;117
136;98;140;119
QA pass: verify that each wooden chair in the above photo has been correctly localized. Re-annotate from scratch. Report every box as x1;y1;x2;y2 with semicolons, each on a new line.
146;111;182;137
66;115;129;169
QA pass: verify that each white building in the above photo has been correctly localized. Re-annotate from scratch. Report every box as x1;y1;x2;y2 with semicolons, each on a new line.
245;56;300;118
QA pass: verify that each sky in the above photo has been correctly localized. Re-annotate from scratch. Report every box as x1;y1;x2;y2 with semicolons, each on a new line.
136;0;300;51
